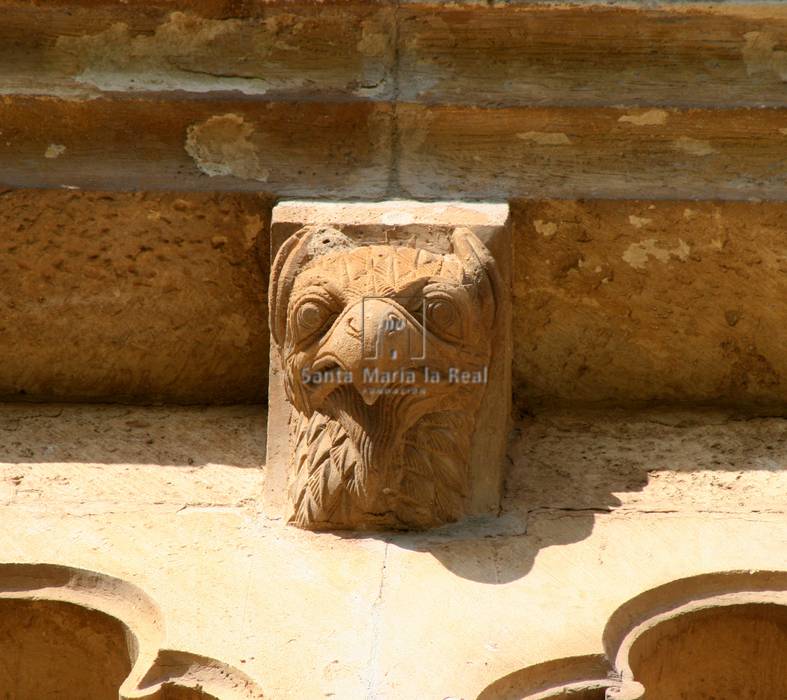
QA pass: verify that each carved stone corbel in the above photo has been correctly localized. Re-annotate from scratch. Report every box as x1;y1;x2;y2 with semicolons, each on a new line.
265;202;511;530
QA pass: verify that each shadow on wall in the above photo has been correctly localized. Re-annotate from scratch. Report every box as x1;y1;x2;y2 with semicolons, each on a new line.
371;408;786;583
4;404;784;585
477;570;787;700
0;563;264;700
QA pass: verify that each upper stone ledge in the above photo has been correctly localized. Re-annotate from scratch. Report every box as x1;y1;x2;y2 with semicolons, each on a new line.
4;0;787;107
0;1;396;101
402;1;787;6
11;0;785;8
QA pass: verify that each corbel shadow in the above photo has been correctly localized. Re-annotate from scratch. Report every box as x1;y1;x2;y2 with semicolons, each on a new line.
376;408;787;583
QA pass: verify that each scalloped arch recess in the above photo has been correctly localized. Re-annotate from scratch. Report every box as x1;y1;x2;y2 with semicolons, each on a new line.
477;570;787;700
476;655;614;700
0;563;263;700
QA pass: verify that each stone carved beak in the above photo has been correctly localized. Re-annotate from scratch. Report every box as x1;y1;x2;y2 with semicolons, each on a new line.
311;297;425;406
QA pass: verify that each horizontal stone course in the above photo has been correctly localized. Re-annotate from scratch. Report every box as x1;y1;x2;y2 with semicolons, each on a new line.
4;98;787;200
0;190;271;403
4;1;787;108
4;194;786;408
512;199;787;408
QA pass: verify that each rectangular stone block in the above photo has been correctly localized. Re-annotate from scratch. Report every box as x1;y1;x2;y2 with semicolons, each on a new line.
512;199;787;409
399;4;787;107
398;105;787;200
0;190;271;403
0;97;392;198
266;201;511;529
0;1;395;101
6;0;787;110
3;99;787;201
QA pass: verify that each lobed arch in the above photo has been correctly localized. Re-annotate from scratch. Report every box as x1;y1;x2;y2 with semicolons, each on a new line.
478;570;787;700
0;563;263;700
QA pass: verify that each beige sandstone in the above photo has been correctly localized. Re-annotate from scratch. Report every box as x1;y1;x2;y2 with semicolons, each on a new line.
266;202;511;530
512;199;787;410
0;0;785;697
0;190;270;404
0;404;785;698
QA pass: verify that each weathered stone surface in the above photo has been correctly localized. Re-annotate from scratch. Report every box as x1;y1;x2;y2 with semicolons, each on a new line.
0;98;392;197
0;191;270;403
511;200;787;409
478;592;787;699
621;603;787;700
0;403;784;699
371;409;787;699
398;105;787;200
266;201;511;529
506;408;787;516
4;1;787;109
2;99;787;199
0;2;394;100
0;599;131;700
0;2;782;700
399;3;787;107
0;404;266;480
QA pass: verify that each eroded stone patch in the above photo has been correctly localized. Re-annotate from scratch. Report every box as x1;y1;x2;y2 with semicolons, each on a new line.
618;109;669;126
673;136;717;157
622;238;690;269
44;143;66;159
185;113;269;181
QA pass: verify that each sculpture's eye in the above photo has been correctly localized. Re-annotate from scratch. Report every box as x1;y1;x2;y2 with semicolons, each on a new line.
293;299;337;342
424;292;463;342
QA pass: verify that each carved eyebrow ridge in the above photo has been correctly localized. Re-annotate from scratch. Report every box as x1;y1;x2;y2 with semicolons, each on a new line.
288;284;343;316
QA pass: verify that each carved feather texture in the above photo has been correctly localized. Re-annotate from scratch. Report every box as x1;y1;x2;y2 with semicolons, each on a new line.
289;413;359;526
288;408;473;529
276;230;496;531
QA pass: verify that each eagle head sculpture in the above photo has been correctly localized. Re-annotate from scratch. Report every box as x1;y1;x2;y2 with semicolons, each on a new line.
270;225;501;530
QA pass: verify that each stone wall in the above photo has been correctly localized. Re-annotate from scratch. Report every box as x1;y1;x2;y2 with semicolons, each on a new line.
0;1;785;699
0;190;270;403
4;194;787;411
